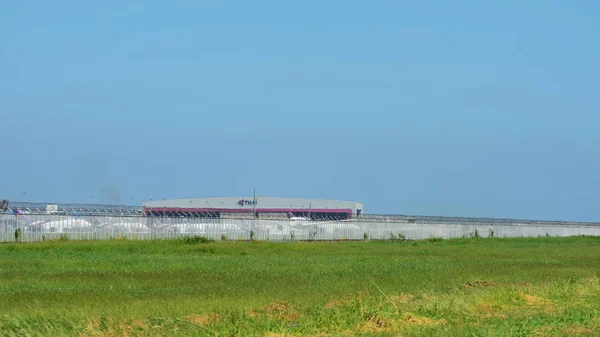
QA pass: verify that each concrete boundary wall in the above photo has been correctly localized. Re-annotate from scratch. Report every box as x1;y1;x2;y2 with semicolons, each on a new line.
1;214;599;243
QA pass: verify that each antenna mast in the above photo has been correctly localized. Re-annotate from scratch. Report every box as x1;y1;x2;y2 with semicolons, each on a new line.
253;189;257;215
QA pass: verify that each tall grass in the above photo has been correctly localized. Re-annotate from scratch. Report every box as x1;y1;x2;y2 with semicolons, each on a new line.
0;236;598;336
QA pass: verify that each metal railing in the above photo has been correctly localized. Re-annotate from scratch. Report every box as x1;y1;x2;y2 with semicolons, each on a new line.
4;200;600;225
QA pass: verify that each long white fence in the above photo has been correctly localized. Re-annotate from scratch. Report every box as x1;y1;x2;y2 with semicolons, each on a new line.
1;213;600;243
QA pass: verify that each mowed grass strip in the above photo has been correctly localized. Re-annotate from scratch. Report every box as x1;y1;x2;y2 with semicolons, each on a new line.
0;236;599;336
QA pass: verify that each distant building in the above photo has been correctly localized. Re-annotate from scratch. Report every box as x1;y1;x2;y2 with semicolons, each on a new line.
142;197;363;219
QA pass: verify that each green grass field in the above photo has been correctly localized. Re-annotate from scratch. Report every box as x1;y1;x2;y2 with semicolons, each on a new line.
1;236;599;336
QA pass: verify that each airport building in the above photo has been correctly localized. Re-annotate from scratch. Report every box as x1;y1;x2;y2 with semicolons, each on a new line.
142;197;364;219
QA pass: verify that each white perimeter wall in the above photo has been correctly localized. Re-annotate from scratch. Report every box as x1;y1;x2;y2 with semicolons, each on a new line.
2;214;599;242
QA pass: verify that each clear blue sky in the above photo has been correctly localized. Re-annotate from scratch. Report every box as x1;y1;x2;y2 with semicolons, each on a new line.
1;1;599;221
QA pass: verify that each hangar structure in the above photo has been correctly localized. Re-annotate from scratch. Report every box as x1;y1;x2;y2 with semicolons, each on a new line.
142;197;364;220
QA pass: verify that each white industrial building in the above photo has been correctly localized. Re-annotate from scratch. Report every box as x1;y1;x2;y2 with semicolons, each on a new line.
142;197;363;219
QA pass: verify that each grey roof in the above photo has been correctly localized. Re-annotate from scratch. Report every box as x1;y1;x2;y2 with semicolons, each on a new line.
142;196;363;212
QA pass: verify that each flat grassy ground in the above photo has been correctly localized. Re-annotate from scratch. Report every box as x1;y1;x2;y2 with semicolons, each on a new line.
0;237;599;336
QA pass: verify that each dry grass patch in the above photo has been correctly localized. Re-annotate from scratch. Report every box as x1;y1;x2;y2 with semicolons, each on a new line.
356;311;445;334
264;333;297;337
263;331;334;337
562;326;595;335
131;320;146;329
357;314;396;334
575;276;600;297
324;296;353;309
401;312;445;326
530;326;554;337
471;302;509;320
518;293;554;314
249;302;300;322
388;293;415;306
85;318;101;330
79;317;148;337
183;312;222;326
520;293;552;306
